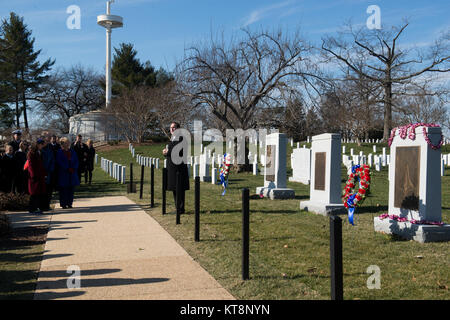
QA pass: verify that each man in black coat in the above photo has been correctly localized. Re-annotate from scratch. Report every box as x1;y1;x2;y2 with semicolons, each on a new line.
71;134;88;183
163;122;189;214
48;135;61;158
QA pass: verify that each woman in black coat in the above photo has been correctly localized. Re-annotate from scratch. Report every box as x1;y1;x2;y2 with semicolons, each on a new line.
163;122;189;214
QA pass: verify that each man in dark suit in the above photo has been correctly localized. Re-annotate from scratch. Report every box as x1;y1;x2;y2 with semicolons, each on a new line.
71;134;88;183
163;122;190;214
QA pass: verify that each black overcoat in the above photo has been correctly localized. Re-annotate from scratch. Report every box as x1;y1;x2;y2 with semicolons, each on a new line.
165;136;189;191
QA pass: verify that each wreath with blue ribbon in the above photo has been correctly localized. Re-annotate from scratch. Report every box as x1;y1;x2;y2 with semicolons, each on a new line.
342;164;371;225
219;153;232;195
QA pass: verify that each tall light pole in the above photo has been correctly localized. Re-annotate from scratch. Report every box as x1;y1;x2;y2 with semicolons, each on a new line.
97;0;123;108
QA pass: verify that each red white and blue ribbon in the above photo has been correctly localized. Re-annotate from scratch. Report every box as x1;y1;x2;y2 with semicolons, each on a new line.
219;153;231;196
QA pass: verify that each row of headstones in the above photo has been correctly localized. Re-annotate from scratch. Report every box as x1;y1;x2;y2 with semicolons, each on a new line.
291;144;449;183
128;143;244;183
289;138;384;146
291;137;449;146
289;146;390;184
100;157;126;184
135;153;161;169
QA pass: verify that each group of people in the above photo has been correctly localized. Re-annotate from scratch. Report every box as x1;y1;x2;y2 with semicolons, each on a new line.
0;130;96;214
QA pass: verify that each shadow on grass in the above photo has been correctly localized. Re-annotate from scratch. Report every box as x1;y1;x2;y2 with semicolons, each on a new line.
0;226;49;300
354;205;388;214
252;274;305;280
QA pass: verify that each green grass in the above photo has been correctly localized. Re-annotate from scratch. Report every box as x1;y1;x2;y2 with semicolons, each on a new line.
95;142;450;300
0;227;48;300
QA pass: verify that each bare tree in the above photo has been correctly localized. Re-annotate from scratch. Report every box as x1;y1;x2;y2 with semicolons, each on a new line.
322;21;450;140
394;80;450;130
109;86;156;143
177;28;323;131
151;81;196;137
36;65;104;133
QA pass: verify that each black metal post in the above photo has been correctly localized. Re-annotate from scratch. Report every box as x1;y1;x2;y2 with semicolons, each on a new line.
129;162;134;193
194;176;200;241
150;164;154;208
139;164;144;199
162;167;167;215
176;171;181;225
242;188;249;280
330;215;343;300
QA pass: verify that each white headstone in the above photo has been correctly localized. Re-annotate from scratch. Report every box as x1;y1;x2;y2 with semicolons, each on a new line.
193;163;199;178
345;160;354;175
199;154;211;182
121;166;126;184
253;161;258;175
289;147;311;184
212;168;217;184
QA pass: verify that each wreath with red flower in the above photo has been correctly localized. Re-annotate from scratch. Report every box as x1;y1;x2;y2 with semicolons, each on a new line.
342;164;371;225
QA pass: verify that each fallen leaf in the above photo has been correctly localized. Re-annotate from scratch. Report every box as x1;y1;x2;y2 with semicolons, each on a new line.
307;267;317;273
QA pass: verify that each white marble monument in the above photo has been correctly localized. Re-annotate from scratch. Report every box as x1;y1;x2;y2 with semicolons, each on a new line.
373;125;450;242
289;147;311;184
300;133;346;215
256;133;295;199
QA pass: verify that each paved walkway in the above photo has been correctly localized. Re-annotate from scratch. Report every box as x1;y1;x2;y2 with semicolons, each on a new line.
6;196;234;300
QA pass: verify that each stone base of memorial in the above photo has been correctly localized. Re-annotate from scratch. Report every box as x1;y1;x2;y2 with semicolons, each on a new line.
288;176;310;184
256;186;295;200
299;201;346;216
374;217;450;243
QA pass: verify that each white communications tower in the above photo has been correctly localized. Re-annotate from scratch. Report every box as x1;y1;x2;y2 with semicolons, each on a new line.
97;0;123;108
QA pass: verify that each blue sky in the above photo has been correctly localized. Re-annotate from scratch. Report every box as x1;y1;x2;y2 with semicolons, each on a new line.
1;0;449;74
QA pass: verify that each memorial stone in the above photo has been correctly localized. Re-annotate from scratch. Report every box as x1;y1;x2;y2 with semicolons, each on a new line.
300;133;346;215
374;125;450;242
289;147;311;184
256;133;295;199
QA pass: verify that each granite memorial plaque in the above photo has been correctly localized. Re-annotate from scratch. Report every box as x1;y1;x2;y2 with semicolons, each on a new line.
266;144;276;182
314;152;326;191
394;146;420;210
